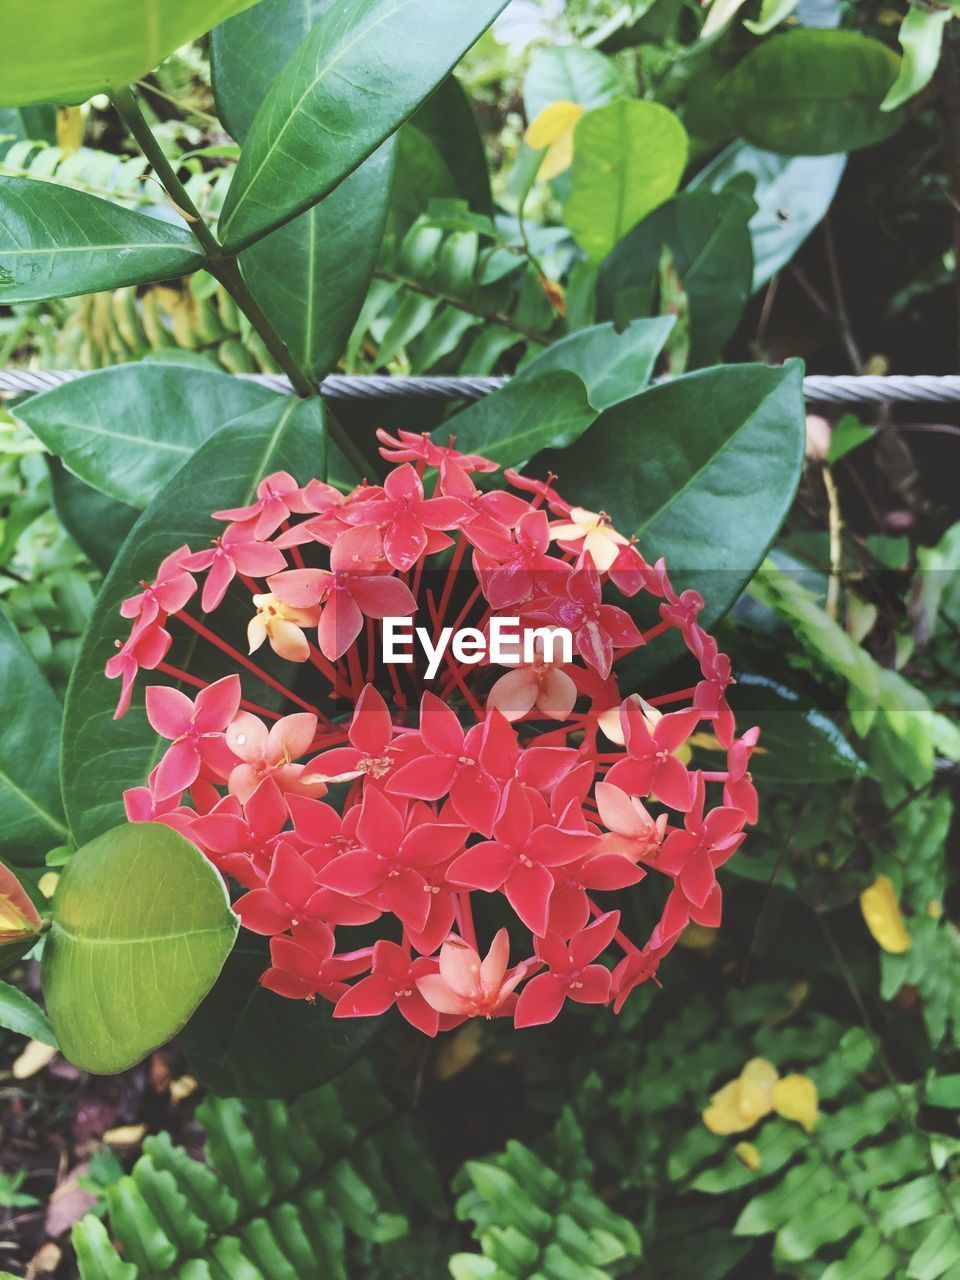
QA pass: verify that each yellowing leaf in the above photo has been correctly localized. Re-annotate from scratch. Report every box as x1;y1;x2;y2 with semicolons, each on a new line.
703;1058;778;1134
12;1038;57;1079
104;1124;147;1147
860;874;912;953
772;1074;819;1132
56;106;85;154
735;1141;762;1170
524;100;585;181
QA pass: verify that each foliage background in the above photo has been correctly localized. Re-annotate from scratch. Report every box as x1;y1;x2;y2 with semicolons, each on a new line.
1;0;959;1276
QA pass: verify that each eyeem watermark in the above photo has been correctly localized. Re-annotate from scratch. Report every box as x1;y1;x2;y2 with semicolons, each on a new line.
382;617;573;680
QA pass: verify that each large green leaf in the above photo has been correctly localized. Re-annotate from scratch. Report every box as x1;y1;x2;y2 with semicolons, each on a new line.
431;370;596;469
181;936;377;1097
0;178;206;303
42;823;238;1073
0;980;57;1047
61;397;325;848
0;0;259;107
690;141;846;290
523;46;622;119
564;100;689;262
515;318;675;410
48;461;139;574
720;30;904;156
597;187;755;369
540;361;806;626
0;105;56;159
0;607;68;865
17;365;279;509
212;0;396;379
218;0;508;253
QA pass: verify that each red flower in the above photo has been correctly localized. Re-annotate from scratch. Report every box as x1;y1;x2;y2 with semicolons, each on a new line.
260;920;370;1001
524;559;643;679
604;701;701;812
340;463;473;572
514;911;621;1028
213;470;312;539
145;675;242;801
334;939;442;1036
180;521;286;612
417;930;535;1019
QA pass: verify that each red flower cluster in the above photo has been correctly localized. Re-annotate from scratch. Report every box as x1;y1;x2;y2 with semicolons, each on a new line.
109;428;758;1034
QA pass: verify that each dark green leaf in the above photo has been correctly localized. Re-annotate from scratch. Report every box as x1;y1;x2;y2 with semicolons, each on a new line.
0;178;205;302
212;0;396;379
61;397;326;847
564;100;689;262
523;46;621;119
598;187;755;368
0;979;57;1047
827;414;875;464
689;140;846;290
540;361;806;626
515;318;675;410
42;823;237;1073
0;0;259;107
0;607;68;864
0;105;56;158
48;460;139;574
390;127;460;232
17;365;279;508
411;76;492;214
431;370;596;469
218;0;508;253
181;936;376;1097
720;30;904;155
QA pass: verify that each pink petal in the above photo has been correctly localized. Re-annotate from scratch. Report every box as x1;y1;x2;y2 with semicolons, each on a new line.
145;686;194;739
153;739;201;802
334;974;398;1019
505;860;554;937
318;850;385;895
514;973;567;1028
193;675;242;732
234;889;292;935
447;842;514;892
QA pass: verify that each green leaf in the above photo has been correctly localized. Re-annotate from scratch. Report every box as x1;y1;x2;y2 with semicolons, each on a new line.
564;100;689;263
42;823;238;1073
540;361;806;626
523;46;622;119
0;979;57;1047
61;397;325;847
431;370;596;469
0;105;56;158
48;460;139;574
743;0;799;35
689;140;846;290
17;365;279;509
218;0;508;253
883;4;951;112
0;607;68;864
720;30;905;155
597;186;755;369
0;178;206;303
926;1075;960;1108
515;318;675;410
411;76;493;214
181;936;376;1097
0;0;259;107
724;674;869;782
212;0;397;379
827;413;876;464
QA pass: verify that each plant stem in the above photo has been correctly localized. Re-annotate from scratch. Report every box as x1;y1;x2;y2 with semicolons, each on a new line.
110;85;373;479
822;462;843;622
374;268;552;345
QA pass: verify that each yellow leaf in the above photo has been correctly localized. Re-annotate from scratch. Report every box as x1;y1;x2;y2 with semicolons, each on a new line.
525;100;584;149
735;1141;762;1171
435;1021;484;1082
38;872;60;900
860;874;912;953
56;105;85;154
703;1058;778;1134
677;922;716;950
104;1123;147;1147
772;1074;818;1132
12;1039;57;1080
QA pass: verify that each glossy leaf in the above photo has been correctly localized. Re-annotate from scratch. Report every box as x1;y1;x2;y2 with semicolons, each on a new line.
431;370;596;469
724;675;869;782
597;187;755;368
690;141;846;290
17;365;279;509
523;46;622;119
0;607;69;865
411;76;492;214
0;980;57;1047
61;397;325;847
181;937;376;1097
0;178;206;303
564;100;689;262
212;0;396;379
720;30;904;156
0;0;259;106
42;823;238;1073
882;4;951;112
515;318;675;410
541;361;806;625
218;0;508;253
48;461;139;574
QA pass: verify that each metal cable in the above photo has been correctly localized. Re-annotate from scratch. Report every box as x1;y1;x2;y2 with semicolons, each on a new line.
3;367;960;405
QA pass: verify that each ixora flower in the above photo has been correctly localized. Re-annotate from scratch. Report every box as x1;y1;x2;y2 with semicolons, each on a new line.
106;433;760;1036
